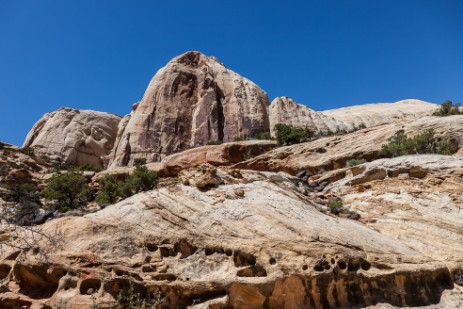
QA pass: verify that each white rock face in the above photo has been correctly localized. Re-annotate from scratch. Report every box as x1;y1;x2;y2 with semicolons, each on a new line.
269;97;344;134
108;51;270;167
269;97;439;133
322;99;439;129
23;107;121;168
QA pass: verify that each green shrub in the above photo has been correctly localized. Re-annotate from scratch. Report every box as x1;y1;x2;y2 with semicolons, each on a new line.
327;198;344;215
381;129;451;157
346;159;366;167
207;140;223;145
134;158;147;166
19;147;34;157
95;175;120;205
130;165;159;193
252;132;272;140
40;155;51;163
233;136;247;142
43;171;92;211
51;158;102;172
116;285;164;309
274;124;311;145
5;183;41;226
433;100;462;116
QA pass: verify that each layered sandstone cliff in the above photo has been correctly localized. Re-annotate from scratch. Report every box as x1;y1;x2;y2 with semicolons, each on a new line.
107;51;270;167
23;107;121;168
269;97;438;134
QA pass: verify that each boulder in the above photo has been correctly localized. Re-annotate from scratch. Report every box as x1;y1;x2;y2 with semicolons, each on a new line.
23;107;121;168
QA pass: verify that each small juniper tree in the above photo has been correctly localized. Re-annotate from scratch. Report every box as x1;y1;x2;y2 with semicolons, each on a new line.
43;171;92;211
432;100;462;116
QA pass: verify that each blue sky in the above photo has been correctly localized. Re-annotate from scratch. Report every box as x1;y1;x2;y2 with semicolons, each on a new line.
1;0;462;146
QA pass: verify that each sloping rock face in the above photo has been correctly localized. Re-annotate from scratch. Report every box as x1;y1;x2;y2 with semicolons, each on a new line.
23;107;121;168
269;97;438;133
269;96;346;134
108;51;270;168
0;163;461;308
322;99;439;129
161;140;277;176
236;115;463;174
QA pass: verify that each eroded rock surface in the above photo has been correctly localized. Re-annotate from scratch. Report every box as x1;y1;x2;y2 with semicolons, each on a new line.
270;97;438;133
161;140;277;176
23;107;121;168
1;162;461;308
236;115;463;174
108;51;270;167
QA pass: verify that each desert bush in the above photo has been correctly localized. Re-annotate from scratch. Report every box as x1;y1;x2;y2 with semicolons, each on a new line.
130;165;159;193
99;165;159;201
51;158;102;172
95;175;120;205
207;140;223;145
18;147;34;157
134;158;147;166
0;142;5;150
253;131;272;140
4;183;41;226
327;198;344;215
116;285;164;309
233;136;247;142
274;124;311;145
433;100;462;116
43;171;92;211
381;129;451;157
345;159;366;167
40;155;51;163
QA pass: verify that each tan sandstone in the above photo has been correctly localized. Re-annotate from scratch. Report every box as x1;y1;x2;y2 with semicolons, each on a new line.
23;107;121;168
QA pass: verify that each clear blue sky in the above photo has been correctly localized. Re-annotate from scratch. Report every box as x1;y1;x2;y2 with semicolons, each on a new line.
1;0;462;146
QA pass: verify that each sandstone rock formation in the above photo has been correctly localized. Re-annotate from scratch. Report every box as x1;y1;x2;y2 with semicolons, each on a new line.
269;96;345;134
108;51;270;167
237;115;463;174
161;140;277;176
23;107;121;168
0;160;461;308
269;97;438;134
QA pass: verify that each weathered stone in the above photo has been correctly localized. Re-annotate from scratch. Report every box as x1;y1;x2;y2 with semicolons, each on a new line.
23;107;121;168
108;51;270;167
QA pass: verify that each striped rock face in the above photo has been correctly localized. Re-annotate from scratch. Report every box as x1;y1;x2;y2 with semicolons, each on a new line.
108;51;270;168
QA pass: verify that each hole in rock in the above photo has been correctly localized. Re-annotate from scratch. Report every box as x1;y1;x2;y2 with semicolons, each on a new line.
302;265;308;271
236;264;267;277
338;260;347;270
146;243;158;252
233;251;256;267
174;239;198;259
0;299;32;309
361;260;371;271
80;278;101;295
159;246;176;258
104;278;147;299
14;264;66;299
269;258;276;265
0;264;11;279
